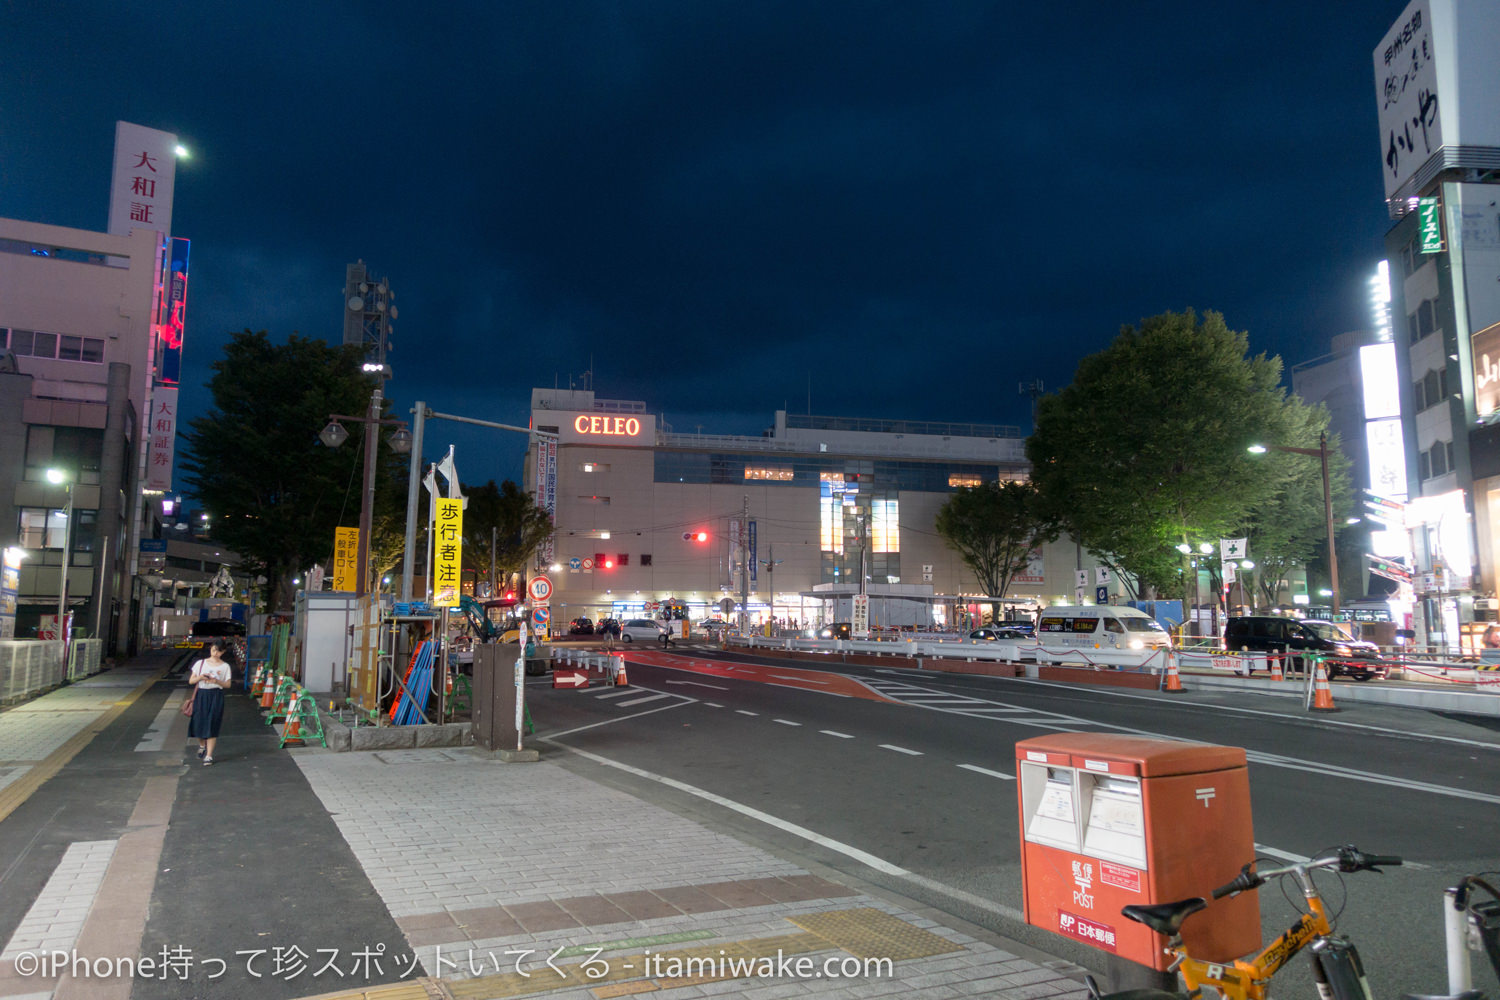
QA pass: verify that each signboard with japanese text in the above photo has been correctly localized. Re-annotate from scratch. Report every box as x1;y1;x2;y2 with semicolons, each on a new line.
1374;1;1441;201
144;387;178;491
852;593;869;638
0;547;20;638
1418;197;1444;252
108;122;177;240
155;237;189;384
1014;546;1045;585
433;498;464;607
535;439;557;564
332;527;360;592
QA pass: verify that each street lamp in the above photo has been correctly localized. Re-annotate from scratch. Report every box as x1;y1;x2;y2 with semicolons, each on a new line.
323;387;411;598
1248;430;1339;613
45;468;73;643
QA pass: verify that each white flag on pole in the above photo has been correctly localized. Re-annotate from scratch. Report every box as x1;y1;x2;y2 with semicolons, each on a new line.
1220;537;1248;561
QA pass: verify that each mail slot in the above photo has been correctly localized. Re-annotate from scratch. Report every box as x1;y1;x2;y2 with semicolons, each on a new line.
1016;734;1260;971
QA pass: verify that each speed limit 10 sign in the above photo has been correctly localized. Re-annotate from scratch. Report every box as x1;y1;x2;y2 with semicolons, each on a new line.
528;576;553;603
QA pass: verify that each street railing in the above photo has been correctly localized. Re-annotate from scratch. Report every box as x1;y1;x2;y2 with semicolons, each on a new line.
0;638;105;703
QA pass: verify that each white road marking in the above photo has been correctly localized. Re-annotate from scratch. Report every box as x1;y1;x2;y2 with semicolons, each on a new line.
736;710;759;717
615;693;671;708
773;719;801;726
957;764;1016;781
1254;843;1309;863
592;688;636;699
542;695;695;739
879;744;923;755
772;674;826;683
548;743;1025;923
820;730;854;739
705;702;724;708
665;680;729;690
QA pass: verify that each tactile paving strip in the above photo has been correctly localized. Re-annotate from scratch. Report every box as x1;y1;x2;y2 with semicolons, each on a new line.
789;907;965;961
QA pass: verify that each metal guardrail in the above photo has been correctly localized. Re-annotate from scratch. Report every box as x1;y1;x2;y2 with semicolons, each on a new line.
0;638;105;702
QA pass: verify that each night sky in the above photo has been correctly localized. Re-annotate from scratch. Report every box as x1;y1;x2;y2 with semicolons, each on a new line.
2;2;1414;489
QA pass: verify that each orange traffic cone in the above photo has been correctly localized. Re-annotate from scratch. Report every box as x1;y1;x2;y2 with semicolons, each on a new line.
1269;655;1284;682
615;656;629;687
1161;654;1184;693
1310;659;1339;712
282;701;303;742
260;675;277;708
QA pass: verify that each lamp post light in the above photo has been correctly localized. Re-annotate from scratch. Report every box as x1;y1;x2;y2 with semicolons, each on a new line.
1248;430;1339;613
322;387;411;598
44;468;73;644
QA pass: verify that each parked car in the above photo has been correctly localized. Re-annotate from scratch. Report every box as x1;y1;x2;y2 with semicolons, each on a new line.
697;617;731;634
1223;615;1385;680
1037;605;1173;652
816;622;852;639
969;626;1028;641
618;618;669;642
992;619;1035;637
568;617;595;635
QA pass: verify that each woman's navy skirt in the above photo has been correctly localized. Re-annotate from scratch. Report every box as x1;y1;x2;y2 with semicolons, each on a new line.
187;687;226;739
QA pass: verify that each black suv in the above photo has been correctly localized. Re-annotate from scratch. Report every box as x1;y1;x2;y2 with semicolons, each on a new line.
1224;616;1385;680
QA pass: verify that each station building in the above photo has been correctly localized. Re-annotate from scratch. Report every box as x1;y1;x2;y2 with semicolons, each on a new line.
522;387;1089;629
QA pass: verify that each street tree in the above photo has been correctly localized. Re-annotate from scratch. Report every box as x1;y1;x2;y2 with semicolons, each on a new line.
452;479;554;596
935;479;1057;623
180;330;377;612
1027;309;1318;601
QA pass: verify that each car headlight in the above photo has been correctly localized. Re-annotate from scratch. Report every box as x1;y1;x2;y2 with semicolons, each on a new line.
1334;644;1351;656
1128;639;1144;649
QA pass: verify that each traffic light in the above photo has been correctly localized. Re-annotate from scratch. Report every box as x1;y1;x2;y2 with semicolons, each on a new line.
682;530;709;542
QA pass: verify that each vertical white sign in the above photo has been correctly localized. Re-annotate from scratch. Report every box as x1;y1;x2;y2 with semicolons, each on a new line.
1374;1;1442;200
145;387;178;490
852;593;869;638
108;122;177;238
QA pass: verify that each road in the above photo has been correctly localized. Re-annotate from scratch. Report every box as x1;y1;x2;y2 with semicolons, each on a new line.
528;646;1500;999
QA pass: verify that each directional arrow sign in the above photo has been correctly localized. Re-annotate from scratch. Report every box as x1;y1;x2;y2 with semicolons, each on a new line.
552;670;589;689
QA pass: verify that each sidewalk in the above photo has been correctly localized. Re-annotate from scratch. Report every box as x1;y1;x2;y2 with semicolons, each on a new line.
0;651;1090;1000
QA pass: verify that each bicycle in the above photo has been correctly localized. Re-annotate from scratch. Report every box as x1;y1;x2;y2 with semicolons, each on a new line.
1425;873;1500;1000
1085;845;1402;1000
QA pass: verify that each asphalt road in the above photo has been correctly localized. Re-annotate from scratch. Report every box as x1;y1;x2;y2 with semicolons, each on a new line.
529;648;1500;999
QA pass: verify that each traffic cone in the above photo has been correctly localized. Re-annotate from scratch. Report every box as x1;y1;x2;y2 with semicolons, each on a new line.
260;673;277;708
1161;653;1185;693
1269;655;1284;682
282;698;303;743
1310;659;1339;712
615;655;629;687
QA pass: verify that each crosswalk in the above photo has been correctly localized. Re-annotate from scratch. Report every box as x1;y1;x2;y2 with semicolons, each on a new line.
853;676;1090;731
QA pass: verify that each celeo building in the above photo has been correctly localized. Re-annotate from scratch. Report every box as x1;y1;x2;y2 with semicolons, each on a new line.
523;387;1039;629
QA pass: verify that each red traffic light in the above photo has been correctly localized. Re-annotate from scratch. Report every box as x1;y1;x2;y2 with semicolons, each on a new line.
693;531;708;542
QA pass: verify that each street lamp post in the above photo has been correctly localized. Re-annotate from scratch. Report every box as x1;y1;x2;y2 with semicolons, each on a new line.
45;468;73;645
322;387;411;598
1248;430;1339;614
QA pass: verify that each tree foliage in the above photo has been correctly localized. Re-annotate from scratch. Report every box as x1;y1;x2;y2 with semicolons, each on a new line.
180;330;378;611
446;479;554;595
935;480;1057;621
1027;310;1324;598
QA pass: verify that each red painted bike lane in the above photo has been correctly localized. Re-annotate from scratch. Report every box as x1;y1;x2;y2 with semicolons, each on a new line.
616;649;899;703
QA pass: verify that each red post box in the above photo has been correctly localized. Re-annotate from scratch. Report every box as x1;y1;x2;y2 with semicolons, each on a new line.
1016;734;1260;971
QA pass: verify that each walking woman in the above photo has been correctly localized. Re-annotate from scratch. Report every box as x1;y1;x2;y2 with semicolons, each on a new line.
188;641;233;765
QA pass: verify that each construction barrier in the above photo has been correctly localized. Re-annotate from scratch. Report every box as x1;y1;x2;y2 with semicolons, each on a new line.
279;693;327;749
264;677;298;725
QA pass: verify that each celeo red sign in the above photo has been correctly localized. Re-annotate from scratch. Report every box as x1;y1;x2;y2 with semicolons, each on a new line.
574;415;641;436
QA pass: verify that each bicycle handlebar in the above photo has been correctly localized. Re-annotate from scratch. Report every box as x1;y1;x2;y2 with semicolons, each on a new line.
1211;846;1402;899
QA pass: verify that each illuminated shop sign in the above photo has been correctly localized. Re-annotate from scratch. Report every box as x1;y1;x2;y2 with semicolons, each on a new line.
574;415;642;436
556;411;655;445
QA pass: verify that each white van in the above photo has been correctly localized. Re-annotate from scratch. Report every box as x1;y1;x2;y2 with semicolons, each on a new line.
1036;605;1173;652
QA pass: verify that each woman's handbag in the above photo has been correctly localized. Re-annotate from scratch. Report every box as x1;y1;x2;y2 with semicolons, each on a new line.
181;688;196;717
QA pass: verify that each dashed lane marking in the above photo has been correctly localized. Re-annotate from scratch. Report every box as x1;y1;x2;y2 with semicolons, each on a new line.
772;719;801;726
879;744;922;756
957;764;1016;781
820;730;854;739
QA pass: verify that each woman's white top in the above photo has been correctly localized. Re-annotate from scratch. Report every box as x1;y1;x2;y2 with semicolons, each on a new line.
192;661;232;686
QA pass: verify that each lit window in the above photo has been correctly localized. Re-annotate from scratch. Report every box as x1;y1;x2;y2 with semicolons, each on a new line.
949;474;982;488
745;465;793;481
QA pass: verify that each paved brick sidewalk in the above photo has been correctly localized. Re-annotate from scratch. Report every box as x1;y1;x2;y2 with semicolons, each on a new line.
290;748;1089;1000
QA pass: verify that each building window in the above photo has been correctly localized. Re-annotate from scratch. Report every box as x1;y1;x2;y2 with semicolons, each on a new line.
1414;368;1450;413
580;462;609;473
948;473;983;488
871;498;900;553
17;506;90;554
1423;440;1452;480
820;473;848;554
576;495;610;504
5;328;105;363
745;464;793;481
25;425;104;485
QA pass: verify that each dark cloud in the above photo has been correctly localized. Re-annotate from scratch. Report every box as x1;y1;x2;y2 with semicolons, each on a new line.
0;1;1413;483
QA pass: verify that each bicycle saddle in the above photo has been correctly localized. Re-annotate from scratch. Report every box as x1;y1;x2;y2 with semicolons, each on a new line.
1121;897;1208;935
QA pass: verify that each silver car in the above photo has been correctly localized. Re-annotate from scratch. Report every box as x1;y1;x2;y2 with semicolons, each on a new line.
618;618;669;642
